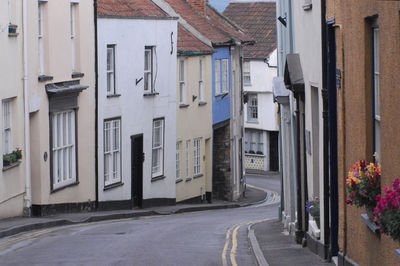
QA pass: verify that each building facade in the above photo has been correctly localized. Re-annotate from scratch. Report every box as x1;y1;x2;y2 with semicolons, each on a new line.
0;0;27;219
28;0;96;216
97;0;178;209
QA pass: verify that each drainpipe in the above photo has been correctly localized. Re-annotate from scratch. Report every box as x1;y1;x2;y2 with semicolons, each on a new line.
94;0;99;208
22;0;31;216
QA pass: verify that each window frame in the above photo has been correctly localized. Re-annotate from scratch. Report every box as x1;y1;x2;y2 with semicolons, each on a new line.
2;99;12;155
38;1;45;75
70;2;78;73
103;117;122;187
151;118;165;178
193;138;201;176
372;20;380;160
185;140;190;178
247;94;258;122
215;59;221;95
243;60;251;86
179;59;186;104
106;44;116;95
50;110;77;191
222;59;229;93
176;142;180;180
199;57;205;102
144;46;155;93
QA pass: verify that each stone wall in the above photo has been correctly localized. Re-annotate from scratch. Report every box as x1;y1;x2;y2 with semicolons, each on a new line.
212;123;231;200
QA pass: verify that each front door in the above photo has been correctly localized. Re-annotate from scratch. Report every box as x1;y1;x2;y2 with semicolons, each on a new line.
131;134;143;208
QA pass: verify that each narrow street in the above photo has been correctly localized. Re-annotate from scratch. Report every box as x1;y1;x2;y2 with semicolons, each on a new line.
0;174;280;266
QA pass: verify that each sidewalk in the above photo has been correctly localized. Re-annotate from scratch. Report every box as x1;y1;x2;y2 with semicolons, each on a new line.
249;219;334;266
0;186;266;239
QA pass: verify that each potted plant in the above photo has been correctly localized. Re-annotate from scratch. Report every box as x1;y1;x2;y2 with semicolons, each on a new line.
13;148;22;160
306;196;320;228
345;159;381;220
3;154;11;166
256;151;263;155
374;179;400;240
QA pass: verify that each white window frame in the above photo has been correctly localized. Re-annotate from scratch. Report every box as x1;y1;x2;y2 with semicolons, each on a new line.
2;100;12;155
70;2;77;72
215;59;221;95
185;140;190;178
51;110;76;190
193;138;201;175
38;1;45;75
179;59;186;104
247;94;258;122
152;119;164;178
243;61;251;85
176;142;180;180
199;57;205;102
104;119;121;186
373;24;380;159
222;59;229;93
106;45;116;95
245;130;264;155
144;47;154;92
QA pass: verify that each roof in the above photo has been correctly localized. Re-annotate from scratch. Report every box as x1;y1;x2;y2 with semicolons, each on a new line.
163;0;253;46
178;25;213;54
223;2;277;58
98;0;168;18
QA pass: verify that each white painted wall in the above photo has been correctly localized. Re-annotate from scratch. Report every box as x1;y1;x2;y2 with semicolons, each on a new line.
98;18;177;202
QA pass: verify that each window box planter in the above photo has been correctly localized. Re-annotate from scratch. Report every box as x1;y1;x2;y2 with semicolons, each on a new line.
8;24;18;36
3;148;23;167
3;160;21;171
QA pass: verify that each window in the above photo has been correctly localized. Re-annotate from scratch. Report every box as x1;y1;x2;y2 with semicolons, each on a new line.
199;58;204;102
38;1;44;75
193;138;201;175
144;47;154;92
372;23;380;159
2;100;12;155
51;110;76;189
106;45;116;95
185;140;190;178
222;59;229;93
104;119;121;186
176;142;180;180
70;3;77;72
152;119;164;178
243;61;251;85
245;130;264;155
179;59;186;104
247;94;258;122
215;59;221;95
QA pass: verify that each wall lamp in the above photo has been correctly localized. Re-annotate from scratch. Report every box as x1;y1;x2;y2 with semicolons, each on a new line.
278;16;287;27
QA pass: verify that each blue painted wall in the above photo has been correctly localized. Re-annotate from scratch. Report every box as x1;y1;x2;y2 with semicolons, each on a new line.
212;47;231;125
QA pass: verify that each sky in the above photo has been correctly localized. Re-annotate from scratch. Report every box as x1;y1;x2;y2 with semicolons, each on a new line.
209;0;275;13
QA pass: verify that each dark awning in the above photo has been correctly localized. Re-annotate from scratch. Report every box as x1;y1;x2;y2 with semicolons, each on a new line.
45;80;88;96
284;54;304;94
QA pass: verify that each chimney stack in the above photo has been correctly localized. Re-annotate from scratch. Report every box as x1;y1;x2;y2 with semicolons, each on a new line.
187;0;208;17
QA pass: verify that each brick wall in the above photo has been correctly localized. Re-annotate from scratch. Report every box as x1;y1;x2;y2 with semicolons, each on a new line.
212;124;231;200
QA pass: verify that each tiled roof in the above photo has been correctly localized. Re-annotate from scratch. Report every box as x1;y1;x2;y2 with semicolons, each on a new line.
163;0;253;46
98;0;168;17
178;24;213;54
223;2;277;58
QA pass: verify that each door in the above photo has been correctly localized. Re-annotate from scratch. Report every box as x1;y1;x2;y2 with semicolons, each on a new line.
131;134;144;208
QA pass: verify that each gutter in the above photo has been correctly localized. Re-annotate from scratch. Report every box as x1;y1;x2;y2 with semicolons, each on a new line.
94;0;99;208
22;0;31;216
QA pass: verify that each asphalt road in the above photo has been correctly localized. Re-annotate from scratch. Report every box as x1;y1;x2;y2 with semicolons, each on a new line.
0;173;280;266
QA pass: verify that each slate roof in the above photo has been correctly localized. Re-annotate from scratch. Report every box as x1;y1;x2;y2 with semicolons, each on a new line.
163;0;253;46
223;2;277;59
98;0;168;17
178;25;213;54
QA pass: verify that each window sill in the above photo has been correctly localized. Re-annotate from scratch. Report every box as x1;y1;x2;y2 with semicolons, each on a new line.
245;153;265;157
185;177;192;182
179;104;189;108
51;181;80;194
215;92;229;99
175;178;183;184
8;33;19;37
107;94;121;98
193;173;203;179
198;101;207;106
143;92;159;97
104;181;124;191
71;72;85;79
247;120;259;124
360;213;380;234
151;175;165;182
303;4;312;10
38;75;54;82
244;82;252;87
2;160;21;172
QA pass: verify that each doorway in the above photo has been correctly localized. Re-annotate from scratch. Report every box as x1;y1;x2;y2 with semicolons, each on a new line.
131;134;143;208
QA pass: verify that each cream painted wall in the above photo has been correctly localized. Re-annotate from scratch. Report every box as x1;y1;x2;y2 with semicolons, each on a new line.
0;0;27;218
176;55;212;202
28;0;96;205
